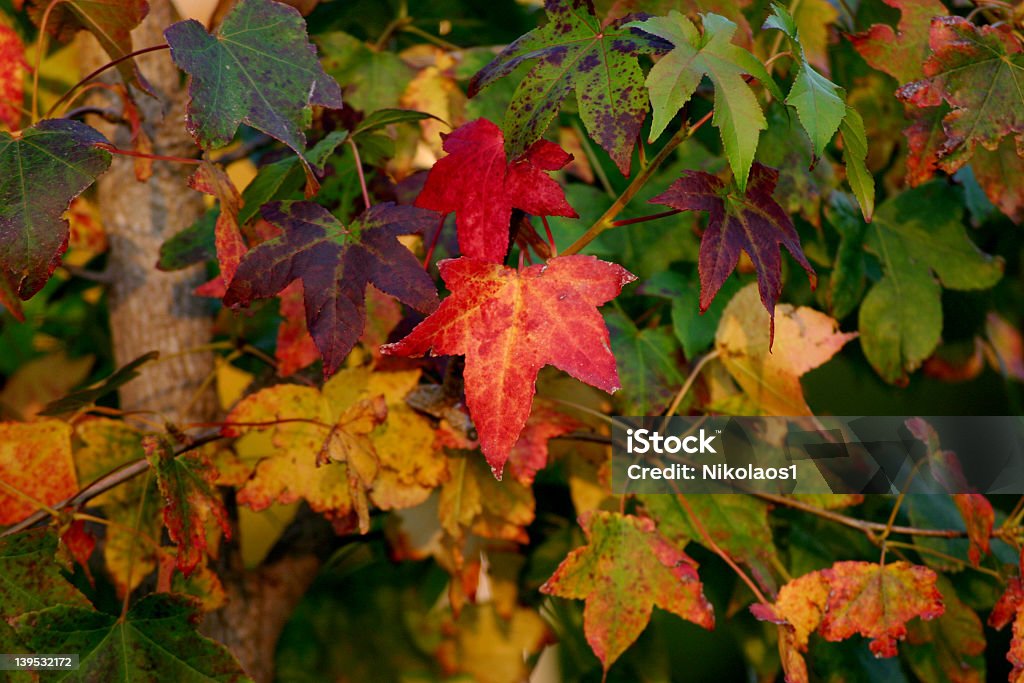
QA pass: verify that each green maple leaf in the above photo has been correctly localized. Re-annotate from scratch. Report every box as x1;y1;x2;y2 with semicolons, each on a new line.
164;0;342;162
16;594;251;682
0;120;111;301
846;183;1002;384
630;10;781;191
764;4;874;219
468;0;668;175
0;530;89;620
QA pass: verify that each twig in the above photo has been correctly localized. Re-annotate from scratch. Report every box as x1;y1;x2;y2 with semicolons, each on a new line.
348;137;372;211
660;350;720;433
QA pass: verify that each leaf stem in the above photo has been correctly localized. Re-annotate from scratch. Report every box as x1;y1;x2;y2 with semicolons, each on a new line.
121;467;152;619
562;110;713;256
571;119;615;198
44;44;171;120
402;23;461;51
423;213;446;269
348;137;372;212
610;209;682;228
95;142;201;165
32;0;62;121
660;350;719;433
541;216;557;256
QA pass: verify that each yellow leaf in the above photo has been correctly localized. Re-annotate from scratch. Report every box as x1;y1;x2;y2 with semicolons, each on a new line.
715;283;856;415
0;351;93;419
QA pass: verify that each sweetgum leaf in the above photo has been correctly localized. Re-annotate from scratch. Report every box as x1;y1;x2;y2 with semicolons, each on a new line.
0;529;89;619
650;163;816;343
223;201;439;377
143;436;230;577
749;570;829;683
632;11;780;189
415;118;577;263
164;0;342;160
0;119;111;300
30;0;151;93
16;594;251;682
904;576;986;683
504;399;582;485
467;0;669;175
851;183;1002;383
40;351;159;416
382;255;635;478
540;511;714;671
897;17;1024;172
0;420;77;525
820;561;945;657
605;311;684;415
850;0;947;84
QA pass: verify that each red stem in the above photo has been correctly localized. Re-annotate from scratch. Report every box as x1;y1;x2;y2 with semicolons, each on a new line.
541;215;557;256
423;213;445;269
348;137;371;212
95;143;201;165
610;209;682;228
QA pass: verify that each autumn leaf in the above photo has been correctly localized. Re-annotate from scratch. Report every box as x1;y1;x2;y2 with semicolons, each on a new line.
715;283;856;415
820;561;945;657
437;603;553;683
30;0;151;93
143;436;230;577
382;255;634;477
850;0;947;84
40;351;159;416
0;120;111;300
897;17;1024;173
189;162;246;298
0;25;24;131
540;511;714;670
15;594;250;682
414;118;576;263
0;529;89;619
439;450;535;548
651;163;817;344
223;201;439;377
749;570;829;683
0;420;77;525
504;399;582;485
164;0;343;162
632;11;779;189
968;138;1024;224
905;576;986;683
224;367;441;531
274;281;320;377
468;0;669;174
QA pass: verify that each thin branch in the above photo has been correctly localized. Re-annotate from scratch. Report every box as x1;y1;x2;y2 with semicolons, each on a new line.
348;137;372;212
610;209;682;228
95;143;201;165
0;431;222;538
44;44;171;120
562;109;713;256
660;350;719;433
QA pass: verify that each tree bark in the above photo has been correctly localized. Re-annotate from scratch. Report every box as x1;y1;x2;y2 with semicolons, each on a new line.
79;6;323;682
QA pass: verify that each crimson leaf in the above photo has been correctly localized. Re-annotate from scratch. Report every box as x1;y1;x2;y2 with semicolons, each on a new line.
415;118;577;263
650;163;816;343
223;201;439;377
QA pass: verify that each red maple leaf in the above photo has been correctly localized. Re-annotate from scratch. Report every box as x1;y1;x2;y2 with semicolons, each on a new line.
415;118;578;264
382;255;634;477
650;163;816;344
223;201;439;376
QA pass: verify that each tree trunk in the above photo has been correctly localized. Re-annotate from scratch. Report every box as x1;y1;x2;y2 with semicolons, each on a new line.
80;6;323;682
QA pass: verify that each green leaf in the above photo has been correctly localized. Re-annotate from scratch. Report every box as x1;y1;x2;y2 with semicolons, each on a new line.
352;109;442;137
40;351;160;416
840;106;875;222
825;193;867;320
0;530;89;619
164;0;342;161
642;270;741;359
605;310;685;415
633;11;778;190
158;209;218;271
16;594;251;682
855;183;1002;383
641;493;779;592
316;31;414;113
0;120;111;300
904;577;986;683
468;0;668;175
